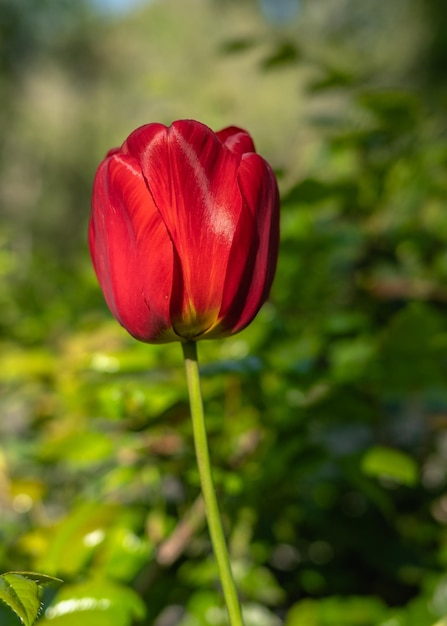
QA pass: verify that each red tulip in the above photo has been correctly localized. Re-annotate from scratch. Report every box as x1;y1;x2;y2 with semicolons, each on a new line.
89;119;279;343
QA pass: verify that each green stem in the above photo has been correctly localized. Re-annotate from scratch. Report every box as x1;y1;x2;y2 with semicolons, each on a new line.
182;340;244;626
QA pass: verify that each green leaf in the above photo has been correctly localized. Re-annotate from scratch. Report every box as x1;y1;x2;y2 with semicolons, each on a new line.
361;446;419;486
376;304;446;391
37;502;122;576
328;337;376;382
0;572;62;626
39;579;146;626
219;36;258;54
285;595;388;625
282;178;356;207
357;89;421;133
261;41;300;69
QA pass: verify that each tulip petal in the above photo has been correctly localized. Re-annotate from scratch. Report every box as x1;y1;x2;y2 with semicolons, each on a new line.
203;203;258;339
125;120;245;338
215;153;280;335
216;126;256;157
89;152;177;342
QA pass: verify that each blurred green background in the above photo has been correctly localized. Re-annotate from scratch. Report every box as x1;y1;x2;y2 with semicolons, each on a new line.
2;0;447;624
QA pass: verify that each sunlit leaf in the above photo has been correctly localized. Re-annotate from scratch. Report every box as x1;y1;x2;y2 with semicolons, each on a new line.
36;503;120;576
361;446;418;487
39;579;145;626
38;429;113;464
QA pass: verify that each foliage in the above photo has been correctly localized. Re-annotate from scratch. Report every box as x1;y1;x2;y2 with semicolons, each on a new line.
0;572;62;626
2;0;447;624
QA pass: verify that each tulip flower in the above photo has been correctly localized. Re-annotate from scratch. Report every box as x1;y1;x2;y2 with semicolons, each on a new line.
89;119;279;344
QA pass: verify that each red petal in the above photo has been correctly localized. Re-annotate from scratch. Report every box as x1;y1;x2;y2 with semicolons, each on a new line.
125;120;244;337
89;152;177;342
216;126;256;156
216;153;279;334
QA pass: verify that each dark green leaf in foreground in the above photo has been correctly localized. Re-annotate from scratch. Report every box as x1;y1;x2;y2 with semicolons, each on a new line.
0;572;62;626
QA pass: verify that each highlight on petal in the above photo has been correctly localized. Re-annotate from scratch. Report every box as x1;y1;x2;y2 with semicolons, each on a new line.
215;153;280;335
216;126;257;156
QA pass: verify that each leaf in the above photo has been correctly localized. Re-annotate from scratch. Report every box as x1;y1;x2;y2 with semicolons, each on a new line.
281;178;357;207
361;446;419;486
0;572;62;626
39;579;146;626
376;303;446;391
5;573;63;587
261;41;299;69
329;337;376;383
308;66;357;91
219;36;258;54
430;574;447;618
38;429;114;465
285;595;388;625
357;90;421;133
36;502;121;576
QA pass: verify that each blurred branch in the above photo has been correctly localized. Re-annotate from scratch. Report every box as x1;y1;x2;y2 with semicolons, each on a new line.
156;495;206;567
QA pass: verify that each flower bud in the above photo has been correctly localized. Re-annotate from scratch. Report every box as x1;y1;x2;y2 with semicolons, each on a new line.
89;119;279;343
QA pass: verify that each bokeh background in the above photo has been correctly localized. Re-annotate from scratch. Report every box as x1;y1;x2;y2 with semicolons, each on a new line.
2;0;447;624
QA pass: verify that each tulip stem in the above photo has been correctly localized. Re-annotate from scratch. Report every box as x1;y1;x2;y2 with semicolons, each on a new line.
182;340;244;626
